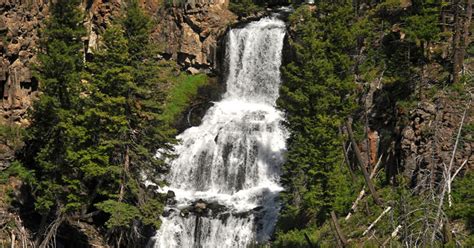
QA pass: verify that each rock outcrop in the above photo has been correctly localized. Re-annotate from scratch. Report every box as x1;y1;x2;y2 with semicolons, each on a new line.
0;0;236;126
0;0;46;125
400;95;473;189
152;0;236;70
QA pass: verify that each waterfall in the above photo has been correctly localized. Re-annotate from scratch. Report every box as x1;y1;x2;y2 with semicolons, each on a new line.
151;17;287;248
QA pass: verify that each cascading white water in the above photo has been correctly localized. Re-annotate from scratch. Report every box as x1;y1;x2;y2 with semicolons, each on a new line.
151;17;287;248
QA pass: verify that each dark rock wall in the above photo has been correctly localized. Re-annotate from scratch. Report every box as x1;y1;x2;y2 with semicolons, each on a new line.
0;0;46;126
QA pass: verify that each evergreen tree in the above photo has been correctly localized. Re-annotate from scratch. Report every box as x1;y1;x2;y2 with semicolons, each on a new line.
21;1;173;246
276;0;356;238
82;1;175;245
22;0;88;244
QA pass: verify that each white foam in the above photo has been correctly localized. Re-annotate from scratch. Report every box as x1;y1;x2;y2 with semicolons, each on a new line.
152;17;287;248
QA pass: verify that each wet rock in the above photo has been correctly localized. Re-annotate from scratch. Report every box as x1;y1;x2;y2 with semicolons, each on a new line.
166;190;177;205
162;209;175;218
252;206;264;212
166;190;176;198
194;199;207;213
180;208;190;217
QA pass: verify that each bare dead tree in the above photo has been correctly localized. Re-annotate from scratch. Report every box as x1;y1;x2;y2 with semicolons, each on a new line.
430;100;469;245
331;211;348;247
345;155;382;220
342;140;356;182
382;224;402;246
345;119;383;206
362;206;392;236
38;211;64;248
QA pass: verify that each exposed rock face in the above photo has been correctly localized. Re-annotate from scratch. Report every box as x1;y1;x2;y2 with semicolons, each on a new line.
0;0;46;125
0;0;235;125
400;96;473;189
152;0;236;69
83;0;122;56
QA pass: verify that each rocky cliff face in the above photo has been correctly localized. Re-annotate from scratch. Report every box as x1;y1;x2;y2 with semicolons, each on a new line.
152;0;236;70
0;0;46;126
400;95;473;189
0;0;236;127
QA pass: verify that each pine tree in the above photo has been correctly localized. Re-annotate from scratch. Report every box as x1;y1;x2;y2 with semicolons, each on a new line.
21;1;173;246
82;1;175;245
23;0;88;245
276;1;356;238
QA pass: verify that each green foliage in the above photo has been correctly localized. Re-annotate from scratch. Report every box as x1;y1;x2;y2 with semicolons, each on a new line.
273;226;321;248
402;0;441;49
449;172;474;232
24;0;87;215
80;0;175;231
20;0;174;242
139;198;164;228
160;74;208;125
277;2;357;237
95;200;141;228
0;123;24;150
0;161;34;184
229;0;264;17
275;1;449;245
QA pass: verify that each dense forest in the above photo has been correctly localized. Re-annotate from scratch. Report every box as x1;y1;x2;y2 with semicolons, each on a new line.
0;0;472;247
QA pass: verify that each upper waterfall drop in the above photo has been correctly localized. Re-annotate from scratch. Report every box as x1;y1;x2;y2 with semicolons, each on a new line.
152;17;288;248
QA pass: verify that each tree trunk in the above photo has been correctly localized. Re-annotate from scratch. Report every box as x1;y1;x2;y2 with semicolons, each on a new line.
452;0;472;83
331;211;348;247
345;119;383;206
119;145;130;202
342;141;356;182
34;214;48;247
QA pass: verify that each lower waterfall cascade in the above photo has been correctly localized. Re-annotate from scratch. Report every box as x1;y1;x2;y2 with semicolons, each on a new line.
151;16;288;248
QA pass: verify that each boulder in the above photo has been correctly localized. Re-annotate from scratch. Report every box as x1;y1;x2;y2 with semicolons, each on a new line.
6;41;20;57
166;190;176;198
0;17;6;32
187;67;200;75
194;200;207;212
0;59;9;81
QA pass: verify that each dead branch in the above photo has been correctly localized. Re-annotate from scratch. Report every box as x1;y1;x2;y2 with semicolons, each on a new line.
342;140;356;182
38;212;64;248
345;155;382;220
345;188;366;220
330;219;343;248
447;100;469;207
362;206;392;236
431;99;470;245
345;119;383;206
451;159;468;182
382;225;402;246
14;216;33;248
331;211;348;246
11;232;15;248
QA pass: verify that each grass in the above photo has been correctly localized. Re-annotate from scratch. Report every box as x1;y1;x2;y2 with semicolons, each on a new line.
160;73;209;126
0;124;24;151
